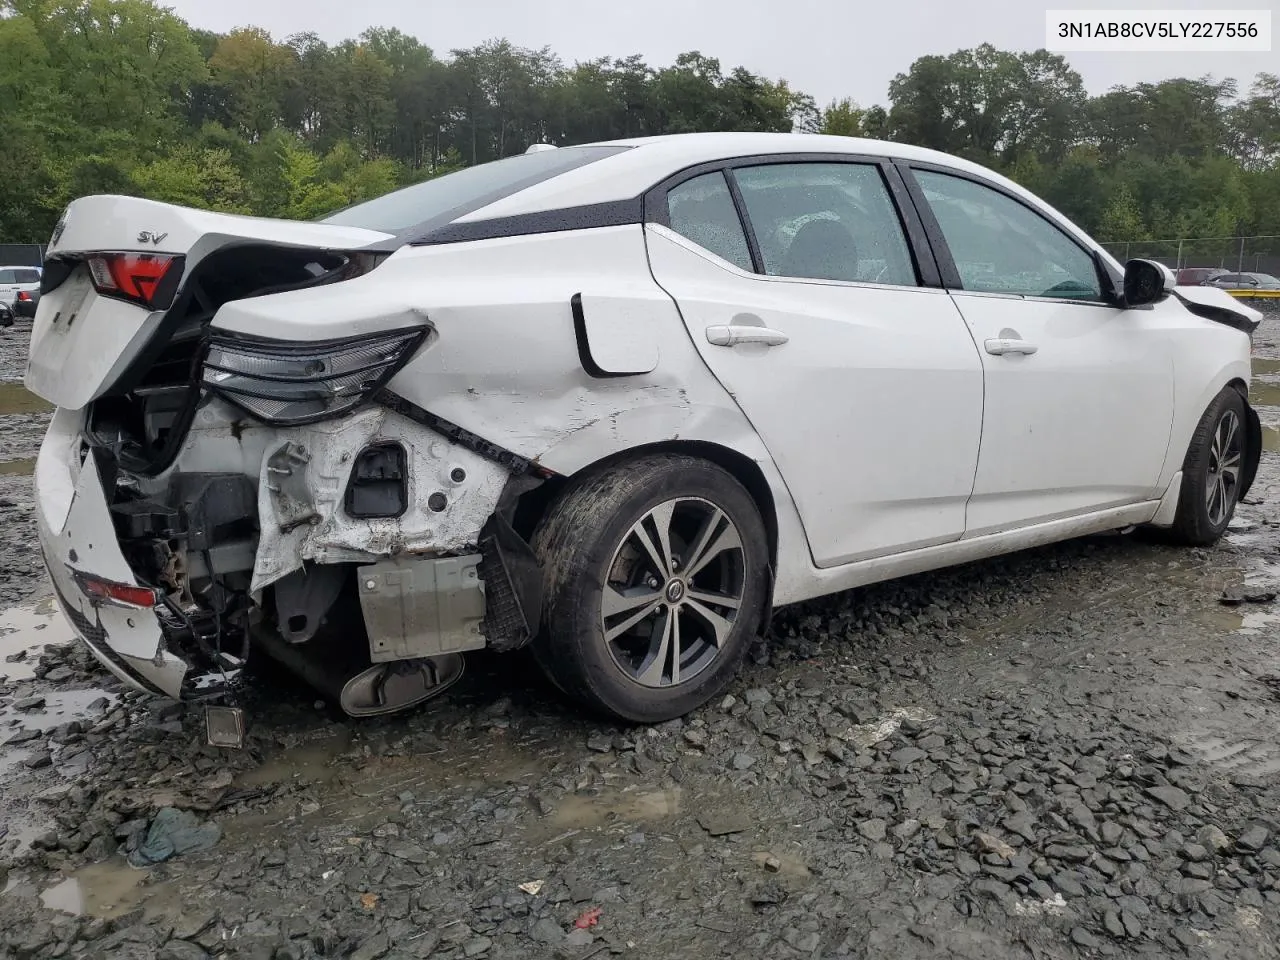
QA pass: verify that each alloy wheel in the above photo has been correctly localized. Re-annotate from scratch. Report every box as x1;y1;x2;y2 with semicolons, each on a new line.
599;497;746;688
1206;408;1242;527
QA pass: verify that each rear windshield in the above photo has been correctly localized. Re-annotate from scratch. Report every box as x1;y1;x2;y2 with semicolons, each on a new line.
0;268;39;283
320;146;630;235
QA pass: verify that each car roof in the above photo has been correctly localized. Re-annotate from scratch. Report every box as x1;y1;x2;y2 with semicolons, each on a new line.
454;132;1111;266
461;132;1037;218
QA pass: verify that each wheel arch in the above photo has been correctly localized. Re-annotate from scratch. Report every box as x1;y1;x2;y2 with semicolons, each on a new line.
515;439;780;570
1227;377;1262;501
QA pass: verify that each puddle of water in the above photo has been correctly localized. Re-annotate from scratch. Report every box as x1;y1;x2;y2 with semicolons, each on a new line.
0;458;34;477
0;382;51;416
544;787;683;833
1252;358;1280;377
11;688;118;733
1249;379;1280;409
235;730;355;788
233;729;558;837
39;877;83;915
0;596;71;682
36;860;180;920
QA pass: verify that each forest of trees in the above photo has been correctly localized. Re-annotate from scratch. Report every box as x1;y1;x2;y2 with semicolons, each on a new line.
1;0;1279;247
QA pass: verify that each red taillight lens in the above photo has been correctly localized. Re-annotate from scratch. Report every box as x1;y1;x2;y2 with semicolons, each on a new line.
86;253;179;309
17;291;31;301
72;570;159;609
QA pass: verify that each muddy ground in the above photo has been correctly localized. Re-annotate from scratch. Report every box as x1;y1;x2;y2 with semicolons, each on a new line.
5;306;1280;960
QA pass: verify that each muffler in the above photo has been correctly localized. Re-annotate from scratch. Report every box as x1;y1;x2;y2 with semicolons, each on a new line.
251;623;465;717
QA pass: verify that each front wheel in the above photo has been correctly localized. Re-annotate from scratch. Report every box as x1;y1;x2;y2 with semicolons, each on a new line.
1167;387;1247;546
531;454;770;723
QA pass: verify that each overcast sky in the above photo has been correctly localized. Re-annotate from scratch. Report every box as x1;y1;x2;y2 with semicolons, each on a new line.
160;0;1276;107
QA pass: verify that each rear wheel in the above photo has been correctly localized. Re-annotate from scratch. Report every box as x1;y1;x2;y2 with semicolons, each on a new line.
531;454;770;723
1168;387;1247;546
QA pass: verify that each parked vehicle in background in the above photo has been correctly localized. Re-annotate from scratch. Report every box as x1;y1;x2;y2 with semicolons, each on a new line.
1176;267;1227;286
1204;272;1280;291
14;288;40;318
0;265;42;310
23;132;1267;728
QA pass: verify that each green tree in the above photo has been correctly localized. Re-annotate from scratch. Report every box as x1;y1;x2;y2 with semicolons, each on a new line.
208;27;299;141
131;147;250;212
821;98;864;137
1097;185;1147;241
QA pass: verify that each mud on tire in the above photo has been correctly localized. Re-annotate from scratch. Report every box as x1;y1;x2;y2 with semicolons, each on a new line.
530;454;770;723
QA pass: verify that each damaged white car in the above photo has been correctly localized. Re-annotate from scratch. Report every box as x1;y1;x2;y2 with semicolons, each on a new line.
25;133;1265;732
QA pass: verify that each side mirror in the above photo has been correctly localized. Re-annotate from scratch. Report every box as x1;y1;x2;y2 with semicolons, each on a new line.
1122;259;1176;307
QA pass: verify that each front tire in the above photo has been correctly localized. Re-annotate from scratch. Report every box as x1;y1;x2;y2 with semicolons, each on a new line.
531;454;770;723
1168;387;1247;546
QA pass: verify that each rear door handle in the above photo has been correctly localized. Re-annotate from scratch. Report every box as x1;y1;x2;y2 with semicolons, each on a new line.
984;338;1038;356
705;325;790;347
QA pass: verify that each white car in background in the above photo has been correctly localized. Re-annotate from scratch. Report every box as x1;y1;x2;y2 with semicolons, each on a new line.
0;264;41;313
24;133;1265;730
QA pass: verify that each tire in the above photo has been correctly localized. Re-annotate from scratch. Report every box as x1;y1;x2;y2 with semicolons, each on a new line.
531;454;770;723
1167;387;1247;546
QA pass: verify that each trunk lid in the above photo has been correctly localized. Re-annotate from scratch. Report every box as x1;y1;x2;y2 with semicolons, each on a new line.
25;195;393;410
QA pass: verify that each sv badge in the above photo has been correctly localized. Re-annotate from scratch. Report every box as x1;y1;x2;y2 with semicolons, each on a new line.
137;230;168;246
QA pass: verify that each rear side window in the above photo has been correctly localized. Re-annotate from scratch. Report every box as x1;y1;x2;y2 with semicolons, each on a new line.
320;146;630;235
732;163;918;286
665;172;753;271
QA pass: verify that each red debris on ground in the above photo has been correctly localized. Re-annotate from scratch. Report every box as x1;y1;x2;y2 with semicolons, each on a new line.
574;906;602;929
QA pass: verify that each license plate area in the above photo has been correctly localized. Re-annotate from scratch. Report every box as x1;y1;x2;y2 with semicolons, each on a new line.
48;270;92;328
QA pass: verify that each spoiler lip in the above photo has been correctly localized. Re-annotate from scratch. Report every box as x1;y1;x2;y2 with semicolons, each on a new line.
1170;286;1263;336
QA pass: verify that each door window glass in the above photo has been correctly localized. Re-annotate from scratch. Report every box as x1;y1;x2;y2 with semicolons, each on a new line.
732;163;918;286
915;170;1102;301
665;172;753;271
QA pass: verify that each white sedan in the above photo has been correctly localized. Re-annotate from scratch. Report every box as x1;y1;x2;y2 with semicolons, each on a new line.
25;133;1265;728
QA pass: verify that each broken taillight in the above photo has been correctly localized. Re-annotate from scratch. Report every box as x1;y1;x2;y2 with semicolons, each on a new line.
86;253;181;309
71;570;159;609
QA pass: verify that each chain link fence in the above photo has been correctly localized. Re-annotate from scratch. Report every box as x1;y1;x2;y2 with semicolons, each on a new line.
1100;236;1280;278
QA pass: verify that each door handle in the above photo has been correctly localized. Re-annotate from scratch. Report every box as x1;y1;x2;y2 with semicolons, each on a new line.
985;338;1038;356
705;325;790;347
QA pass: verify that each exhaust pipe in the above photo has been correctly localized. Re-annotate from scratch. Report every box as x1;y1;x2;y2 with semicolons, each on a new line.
251;624;465;717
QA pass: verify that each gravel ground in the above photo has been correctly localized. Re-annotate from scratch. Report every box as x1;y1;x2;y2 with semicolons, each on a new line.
4;306;1280;960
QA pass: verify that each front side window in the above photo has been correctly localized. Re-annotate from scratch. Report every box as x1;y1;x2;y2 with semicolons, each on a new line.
915;170;1102;301
665;172;753;271
732;162;918;286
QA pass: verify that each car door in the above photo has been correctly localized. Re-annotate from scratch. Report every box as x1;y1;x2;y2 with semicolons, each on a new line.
900;165;1176;537
644;158;985;568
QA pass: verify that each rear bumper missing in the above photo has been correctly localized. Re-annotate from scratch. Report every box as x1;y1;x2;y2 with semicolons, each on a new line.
36;409;193;698
34;399;542;705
